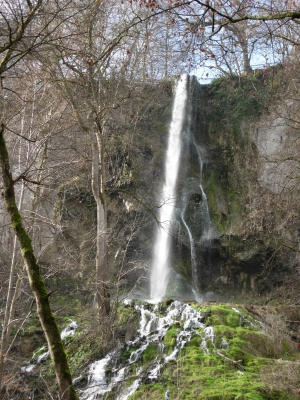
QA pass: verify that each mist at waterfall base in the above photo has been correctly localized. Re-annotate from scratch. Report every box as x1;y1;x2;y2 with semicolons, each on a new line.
150;74;217;303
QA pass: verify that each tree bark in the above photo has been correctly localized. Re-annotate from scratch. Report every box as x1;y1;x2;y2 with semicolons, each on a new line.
226;23;253;75
91;126;110;316
236;30;253;75
0;124;78;400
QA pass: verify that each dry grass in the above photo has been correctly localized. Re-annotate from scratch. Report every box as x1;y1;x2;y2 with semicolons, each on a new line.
261;359;300;397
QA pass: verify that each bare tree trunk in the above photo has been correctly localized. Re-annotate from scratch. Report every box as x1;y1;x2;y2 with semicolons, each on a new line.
0;125;78;400
226;23;253;75
0;93;29;355
91;127;110;316
238;32;253;74
6;274;22;338
0;233;19;356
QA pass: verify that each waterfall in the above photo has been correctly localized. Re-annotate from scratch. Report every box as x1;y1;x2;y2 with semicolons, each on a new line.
150;74;188;302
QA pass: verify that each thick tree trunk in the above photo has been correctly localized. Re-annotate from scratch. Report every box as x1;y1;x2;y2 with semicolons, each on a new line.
239;35;253;75
0;125;78;400
226;22;253;75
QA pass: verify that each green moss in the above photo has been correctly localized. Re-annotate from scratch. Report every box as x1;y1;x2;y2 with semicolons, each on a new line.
187;334;203;347
205;168;241;233
214;324;236;338
201;71;284;239
128;303;298;400
163;326;179;354
203;305;242;328
163;347;270;400
130;382;165;399
116;304;138;326
205;171;225;232
142;343;159;363
28;302;299;400
121;346;138;363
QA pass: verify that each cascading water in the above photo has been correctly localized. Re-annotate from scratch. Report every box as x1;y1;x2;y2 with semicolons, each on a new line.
78;300;214;400
150;74;188;302
21;321;78;373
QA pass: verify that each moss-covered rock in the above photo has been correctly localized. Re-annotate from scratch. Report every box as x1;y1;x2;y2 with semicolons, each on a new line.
130;303;299;400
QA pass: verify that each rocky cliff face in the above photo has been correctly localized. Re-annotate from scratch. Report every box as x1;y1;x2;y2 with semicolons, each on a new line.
112;68;299;302
1;69;297;304
192;67;299;301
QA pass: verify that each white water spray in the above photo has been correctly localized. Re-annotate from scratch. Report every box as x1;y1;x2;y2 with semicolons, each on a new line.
150;75;188;302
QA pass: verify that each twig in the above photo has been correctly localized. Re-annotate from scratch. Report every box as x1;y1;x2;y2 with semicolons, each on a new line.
214;350;244;369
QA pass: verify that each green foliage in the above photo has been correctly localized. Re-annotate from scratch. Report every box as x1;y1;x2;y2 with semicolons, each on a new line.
17;314;41;337
67;337;97;376
210;72;275;128
51;295;82;320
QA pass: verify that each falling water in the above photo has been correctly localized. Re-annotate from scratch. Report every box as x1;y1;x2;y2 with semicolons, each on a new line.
193;140;215;242
180;192;200;301
150;74;188;302
180;111;216;300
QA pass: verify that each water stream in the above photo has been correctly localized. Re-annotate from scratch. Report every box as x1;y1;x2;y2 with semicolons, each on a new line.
76;301;256;399
150;74;189;302
21;321;78;374
79;300;213;400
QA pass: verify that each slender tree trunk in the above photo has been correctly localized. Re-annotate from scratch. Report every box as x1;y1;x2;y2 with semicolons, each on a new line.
164;16;169;79
6;274;22;339
91;127;110;316
0;232;19;356
0;125;78;400
0;93;29;353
